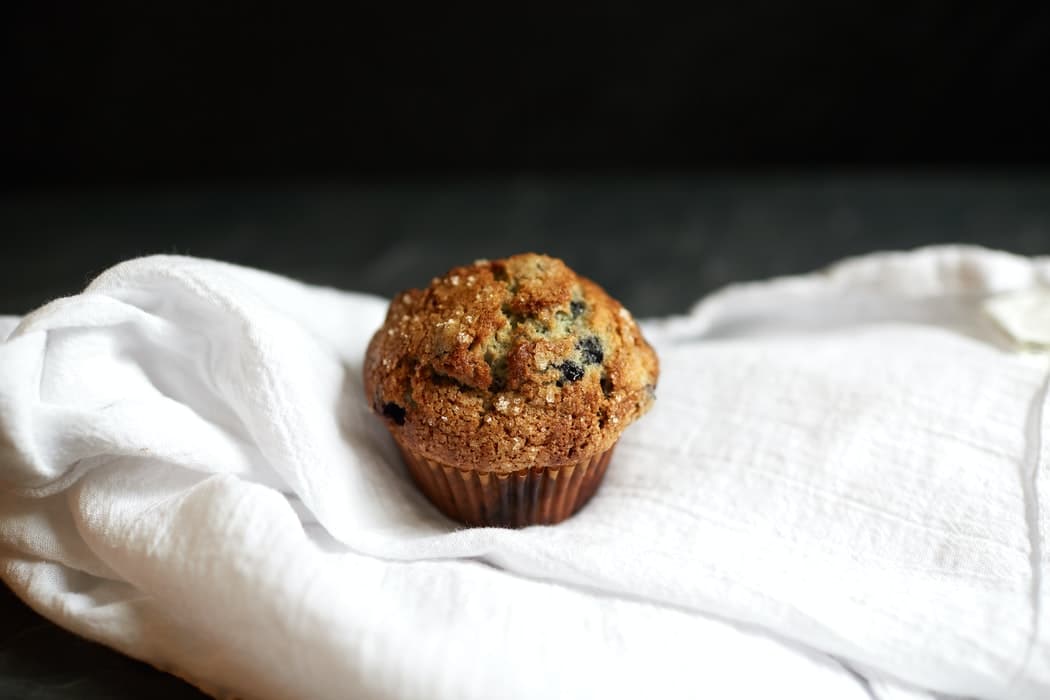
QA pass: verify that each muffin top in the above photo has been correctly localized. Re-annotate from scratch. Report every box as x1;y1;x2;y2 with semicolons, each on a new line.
364;253;659;472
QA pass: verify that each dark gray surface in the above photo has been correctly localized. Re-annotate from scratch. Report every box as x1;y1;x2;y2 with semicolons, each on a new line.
0;585;203;699
6;175;1050;318
2;174;1050;698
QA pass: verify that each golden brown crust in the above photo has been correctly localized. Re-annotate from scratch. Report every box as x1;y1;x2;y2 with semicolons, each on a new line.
363;253;659;472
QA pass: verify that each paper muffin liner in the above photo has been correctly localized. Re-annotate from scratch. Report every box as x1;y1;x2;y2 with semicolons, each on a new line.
395;443;615;528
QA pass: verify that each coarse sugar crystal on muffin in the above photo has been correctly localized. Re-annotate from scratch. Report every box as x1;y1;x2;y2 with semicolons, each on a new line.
363;253;659;526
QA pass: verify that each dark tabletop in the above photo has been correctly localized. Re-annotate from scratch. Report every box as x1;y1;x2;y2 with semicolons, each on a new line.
2;174;1050;698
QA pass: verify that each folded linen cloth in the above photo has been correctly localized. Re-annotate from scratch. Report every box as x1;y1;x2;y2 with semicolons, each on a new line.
1;246;1047;699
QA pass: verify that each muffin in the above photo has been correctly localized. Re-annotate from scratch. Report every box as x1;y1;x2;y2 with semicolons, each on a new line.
364;253;658;527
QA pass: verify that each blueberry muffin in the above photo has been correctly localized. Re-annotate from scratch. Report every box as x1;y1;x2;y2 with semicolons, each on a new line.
364;253;658;527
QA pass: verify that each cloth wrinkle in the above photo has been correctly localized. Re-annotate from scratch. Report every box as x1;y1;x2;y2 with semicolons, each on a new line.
1011;362;1050;691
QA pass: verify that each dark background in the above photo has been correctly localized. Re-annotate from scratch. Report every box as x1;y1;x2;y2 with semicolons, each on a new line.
6;2;1050;186
3;4;1050;698
4;2;1050;314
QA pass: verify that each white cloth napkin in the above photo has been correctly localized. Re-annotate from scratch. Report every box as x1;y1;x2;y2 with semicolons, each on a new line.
1;247;1047;700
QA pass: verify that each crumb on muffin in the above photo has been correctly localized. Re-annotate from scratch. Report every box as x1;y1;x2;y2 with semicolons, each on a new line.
364;253;659;471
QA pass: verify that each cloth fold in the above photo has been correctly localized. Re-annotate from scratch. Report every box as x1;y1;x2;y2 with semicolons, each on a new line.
1;247;1047;699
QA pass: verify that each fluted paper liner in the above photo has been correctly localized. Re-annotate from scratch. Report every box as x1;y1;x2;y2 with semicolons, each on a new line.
396;444;615;527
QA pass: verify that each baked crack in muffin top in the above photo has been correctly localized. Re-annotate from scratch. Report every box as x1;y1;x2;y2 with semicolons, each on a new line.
364;253;659;471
